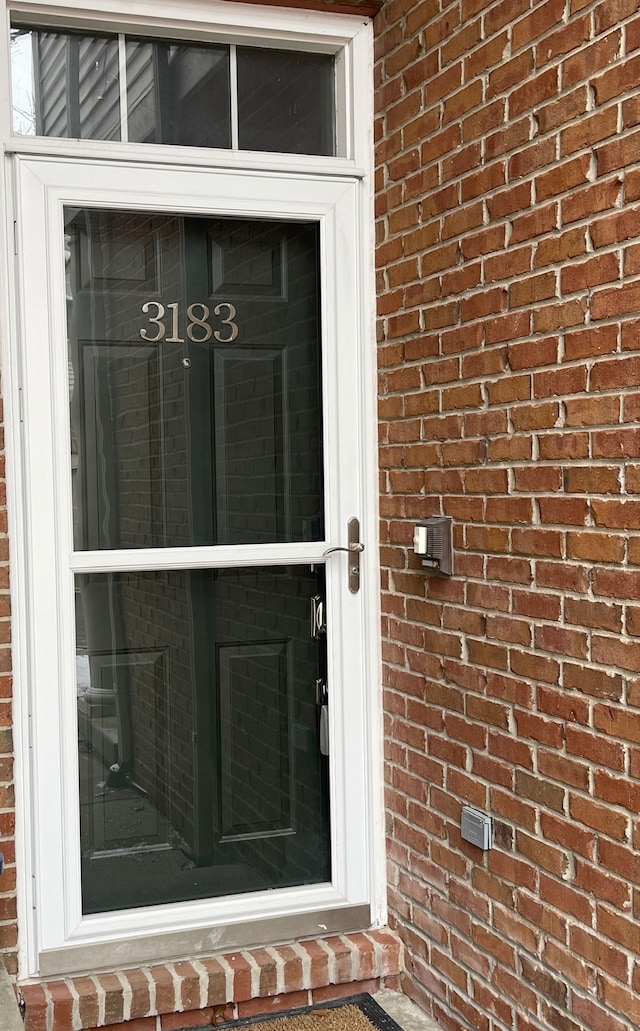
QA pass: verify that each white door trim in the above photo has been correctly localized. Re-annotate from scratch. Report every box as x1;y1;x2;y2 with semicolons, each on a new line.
9;153;383;976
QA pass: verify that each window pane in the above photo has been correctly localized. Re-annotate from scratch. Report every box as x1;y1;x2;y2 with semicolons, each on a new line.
237;48;335;156
65;208;324;549
76;566;330;913
126;39;231;147
11;27;121;140
11;27;337;156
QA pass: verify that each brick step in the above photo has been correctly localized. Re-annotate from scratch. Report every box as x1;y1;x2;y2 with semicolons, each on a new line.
19;930;403;1031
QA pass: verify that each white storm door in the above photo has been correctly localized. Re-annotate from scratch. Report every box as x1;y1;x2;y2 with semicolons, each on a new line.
13;156;375;964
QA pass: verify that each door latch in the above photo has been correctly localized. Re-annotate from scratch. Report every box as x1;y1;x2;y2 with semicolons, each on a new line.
323;517;363;593
310;595;326;639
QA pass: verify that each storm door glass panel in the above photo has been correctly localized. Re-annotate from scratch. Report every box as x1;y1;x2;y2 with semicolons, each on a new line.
237;48;335;155
65;208;324;549
76;566;330;913
10;27;121;139
125;40;231;147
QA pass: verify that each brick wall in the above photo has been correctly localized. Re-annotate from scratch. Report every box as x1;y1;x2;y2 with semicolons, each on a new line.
375;1;640;1029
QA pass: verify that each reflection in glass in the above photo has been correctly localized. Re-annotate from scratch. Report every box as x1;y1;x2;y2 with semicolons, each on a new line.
65;208;324;549
10;28;35;135
11;26;336;156
77;566;330;913
126;39;231;147
11;26;121;140
237;48;335;155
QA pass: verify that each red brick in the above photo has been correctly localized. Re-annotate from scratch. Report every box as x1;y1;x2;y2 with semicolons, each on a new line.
564;465;620;494
538;496;589;526
597;129;640;175
486;435;531;463
539;812;595;863
543;952;592;1006
562;106;618;157
570;793;629;841
122;968;152;1018
538;684;589;725
538;749;589;791
563;30;621;87
564;660;623;700
592;635;640;673
540;873;594;926
534;227;586;268
98;973;126;1026
510;649;560;685
592;501;640;530
463;99;508;147
462;163;507;205
108;1020;156;1031
22;985;48;1031
510;271;557;308
591;355;640;390
566;530;624;563
161;1011;216;1030
600;838;640;885
598;978;640;1030
513;465;563;493
538;85;588;136
570;925;628;980
561;252;620;294
223;953;253;1002
510;66;558;120
533;298;587;333
511;202;559;245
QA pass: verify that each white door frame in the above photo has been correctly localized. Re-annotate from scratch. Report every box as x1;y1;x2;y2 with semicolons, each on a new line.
9;152;383;974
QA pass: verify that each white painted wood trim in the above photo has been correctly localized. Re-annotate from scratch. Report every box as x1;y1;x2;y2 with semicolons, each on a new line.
0;0;381;978
12;155;381;969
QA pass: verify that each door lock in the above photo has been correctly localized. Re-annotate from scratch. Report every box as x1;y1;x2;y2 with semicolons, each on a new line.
310;595;326;639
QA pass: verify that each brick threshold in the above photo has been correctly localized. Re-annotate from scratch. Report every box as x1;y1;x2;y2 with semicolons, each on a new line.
19;929;403;1031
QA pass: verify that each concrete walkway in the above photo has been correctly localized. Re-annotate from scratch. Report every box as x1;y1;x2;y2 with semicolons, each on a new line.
376;989;441;1031
0;962;23;1031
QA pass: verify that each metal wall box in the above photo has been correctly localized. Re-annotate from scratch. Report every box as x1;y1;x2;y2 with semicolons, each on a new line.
461;806;492;850
412;515;453;575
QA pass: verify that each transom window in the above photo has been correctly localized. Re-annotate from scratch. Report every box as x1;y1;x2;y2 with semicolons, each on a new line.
10;26;336;154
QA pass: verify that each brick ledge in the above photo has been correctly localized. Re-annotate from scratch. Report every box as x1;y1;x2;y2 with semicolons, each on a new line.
19;929;403;1031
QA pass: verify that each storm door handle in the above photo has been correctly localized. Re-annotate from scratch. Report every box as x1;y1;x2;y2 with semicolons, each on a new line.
322;517;363;593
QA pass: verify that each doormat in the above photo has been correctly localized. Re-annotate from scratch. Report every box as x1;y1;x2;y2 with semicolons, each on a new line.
209;994;403;1031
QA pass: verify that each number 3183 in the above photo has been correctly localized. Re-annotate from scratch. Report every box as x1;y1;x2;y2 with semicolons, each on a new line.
140;301;238;343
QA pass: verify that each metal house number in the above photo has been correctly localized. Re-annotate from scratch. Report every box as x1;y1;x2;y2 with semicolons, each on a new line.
140;300;239;343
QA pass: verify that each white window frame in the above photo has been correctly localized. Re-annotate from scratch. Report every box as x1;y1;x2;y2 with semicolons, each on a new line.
3;0;373;168
0;0;383;981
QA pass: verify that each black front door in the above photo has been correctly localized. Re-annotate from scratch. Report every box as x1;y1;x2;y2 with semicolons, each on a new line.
67;208;330;913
